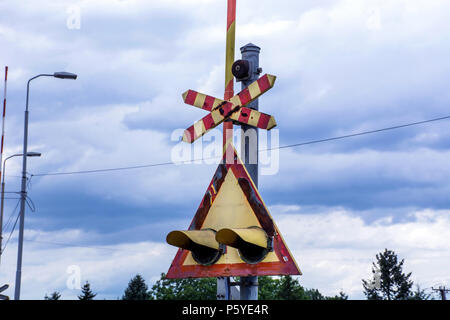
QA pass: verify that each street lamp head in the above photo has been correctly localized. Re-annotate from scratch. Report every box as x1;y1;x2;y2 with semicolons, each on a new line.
26;152;41;157
53;72;77;80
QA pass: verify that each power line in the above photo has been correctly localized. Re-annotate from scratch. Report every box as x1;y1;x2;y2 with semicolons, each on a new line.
2;199;20;237
1;200;21;254
23;238;146;253
32;161;175;177
432;286;449;300
31;114;450;177
0;196;33;255
268;115;450;150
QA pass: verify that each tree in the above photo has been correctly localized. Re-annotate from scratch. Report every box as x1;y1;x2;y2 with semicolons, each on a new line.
330;291;349;300
44;291;61;300
122;274;149;300
277;276;308;300
305;288;326;300
148;273;216;300
258;276;280;300
409;285;431;300
362;249;413;300
323;290;349;300
78;281;97;300
146;273;345;300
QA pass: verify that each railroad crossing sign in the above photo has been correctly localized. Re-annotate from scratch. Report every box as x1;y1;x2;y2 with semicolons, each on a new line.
166;143;301;278
181;74;277;143
0;284;9;300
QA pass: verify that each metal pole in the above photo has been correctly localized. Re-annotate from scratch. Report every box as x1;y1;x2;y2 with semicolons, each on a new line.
239;43;261;300
432;286;448;300
439;286;447;300
223;0;236;147
14;74;50;299
1;154;27;266
13;73;72;299
0;66;8;266
14;78;32;300
0;156;9;265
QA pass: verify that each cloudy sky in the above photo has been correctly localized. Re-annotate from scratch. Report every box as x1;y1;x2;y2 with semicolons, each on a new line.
0;0;449;299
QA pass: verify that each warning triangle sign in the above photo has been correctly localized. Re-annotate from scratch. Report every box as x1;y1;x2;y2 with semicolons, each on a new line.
166;144;301;278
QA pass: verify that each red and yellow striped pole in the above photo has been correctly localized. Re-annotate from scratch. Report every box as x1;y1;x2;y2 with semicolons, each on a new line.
0;66;7;263
0;66;8;183
223;0;236;149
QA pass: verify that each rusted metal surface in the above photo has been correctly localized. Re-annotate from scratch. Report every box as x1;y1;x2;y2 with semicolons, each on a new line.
237;177;275;237
189;163;227;231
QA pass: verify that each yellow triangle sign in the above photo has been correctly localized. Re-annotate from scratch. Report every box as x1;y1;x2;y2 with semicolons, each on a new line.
167;144;301;278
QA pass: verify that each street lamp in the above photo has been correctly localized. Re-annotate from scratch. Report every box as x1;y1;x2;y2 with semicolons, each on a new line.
0;152;41;266
53;72;77;80
15;72;77;300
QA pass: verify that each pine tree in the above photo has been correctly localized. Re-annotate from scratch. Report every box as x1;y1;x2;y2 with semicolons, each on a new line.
305;288;325;300
44;291;61;300
409;285;431;300
122;274;149;300
278;276;308;300
337;291;349;300
362;249;413;300
326;290;349;300
78;281;97;300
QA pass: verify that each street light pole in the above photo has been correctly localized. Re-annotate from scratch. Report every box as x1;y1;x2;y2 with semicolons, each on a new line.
0;152;41;266
14;72;76;300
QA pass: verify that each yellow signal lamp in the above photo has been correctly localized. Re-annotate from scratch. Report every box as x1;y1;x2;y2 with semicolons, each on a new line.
166;229;223;266
216;226;272;264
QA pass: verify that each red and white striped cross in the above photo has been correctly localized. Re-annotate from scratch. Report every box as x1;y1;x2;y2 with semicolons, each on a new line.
181;74;277;143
